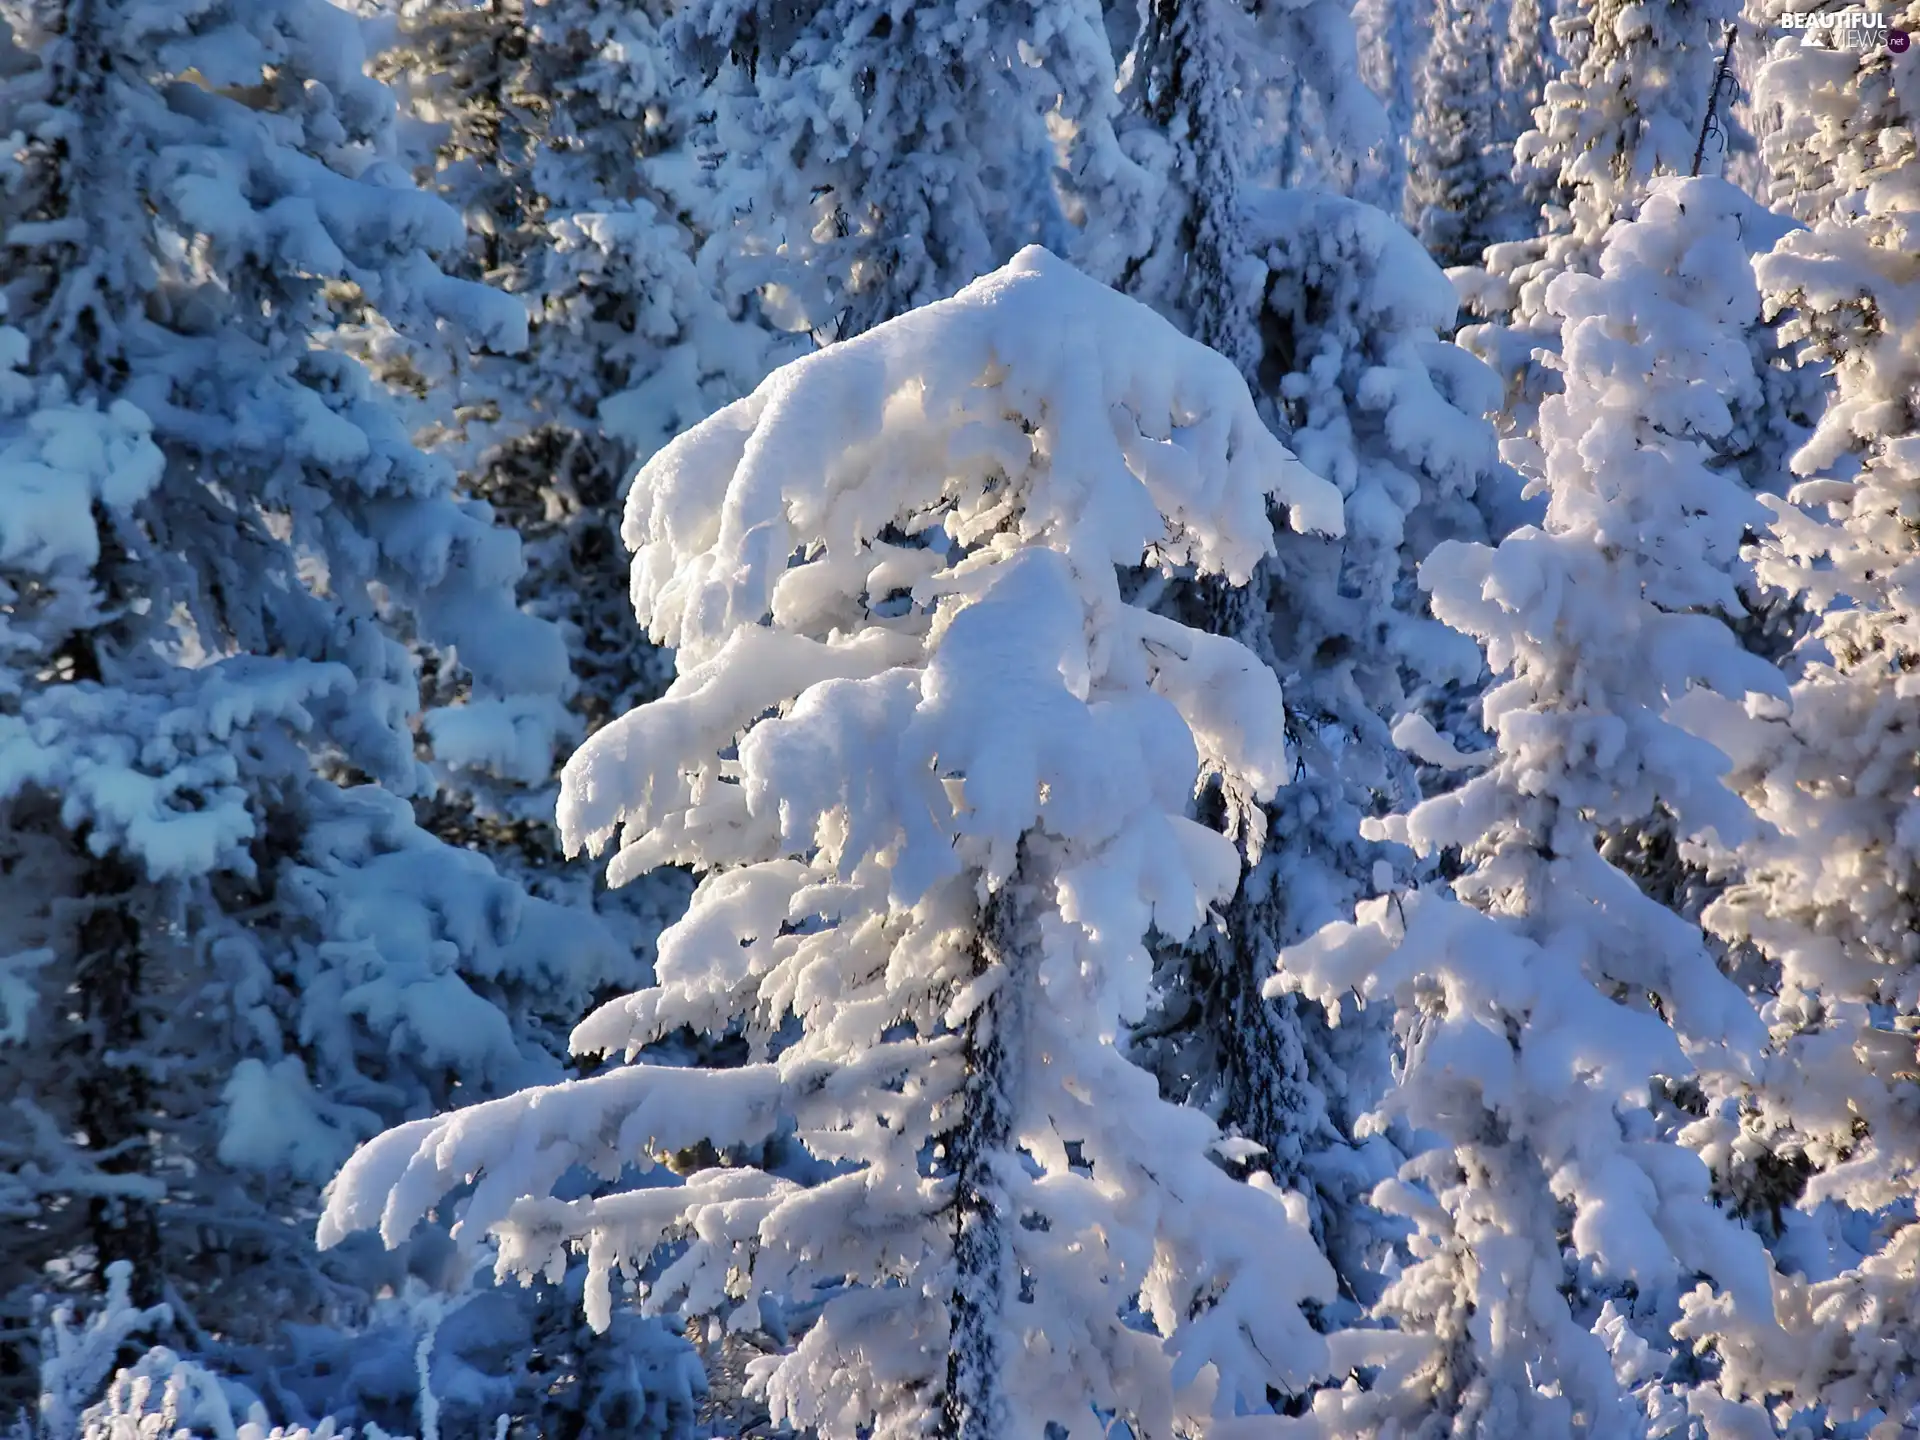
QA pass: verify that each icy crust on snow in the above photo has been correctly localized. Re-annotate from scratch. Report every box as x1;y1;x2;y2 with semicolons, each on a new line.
325;248;1350;1437
1273;180;1785;1438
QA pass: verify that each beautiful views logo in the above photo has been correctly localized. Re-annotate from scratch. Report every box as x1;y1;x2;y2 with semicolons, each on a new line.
1780;7;1912;51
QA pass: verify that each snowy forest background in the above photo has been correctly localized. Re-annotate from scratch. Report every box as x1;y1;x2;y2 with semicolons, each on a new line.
1;0;1916;1434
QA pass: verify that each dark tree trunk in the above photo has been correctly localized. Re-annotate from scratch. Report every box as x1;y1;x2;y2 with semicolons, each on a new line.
73;851;162;1306
940;851;1034;1440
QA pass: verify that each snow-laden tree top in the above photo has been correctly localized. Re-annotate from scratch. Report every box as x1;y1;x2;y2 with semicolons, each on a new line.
323;247;1350;1438
561;242;1344;885
1458;0;1736;476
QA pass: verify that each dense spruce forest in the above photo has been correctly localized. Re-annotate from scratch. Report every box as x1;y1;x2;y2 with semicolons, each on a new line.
1;0;1916;1435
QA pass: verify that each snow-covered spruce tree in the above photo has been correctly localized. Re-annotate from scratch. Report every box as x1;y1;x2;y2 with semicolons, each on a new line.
1256;0;1392;197
387;11;792;1428
1109;0;1388;358
1495;0;1560;239
366;0;536;284
1272;177;1789;1437
673;0;1125;342
1404;0;1513;269
1671;14;1920;1432
373;0;775;786
1534;177;1815;1260
1350;0;1428;212
1113;0;1268;384
321;247;1352;1439
508;0;775;467
1094;0;1505;1315
1582;175;1816;944
1247;183;1514;745
1457;0;1735;473
0;300;169;1373
1160;188;1514;1309
0;0;636;1418
1099;0;1491;753
500;0;778;733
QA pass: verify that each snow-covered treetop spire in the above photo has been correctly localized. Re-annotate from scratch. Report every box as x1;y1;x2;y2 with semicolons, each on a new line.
323;247;1350;1437
563;243;1341;896
1458;0;1737;472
